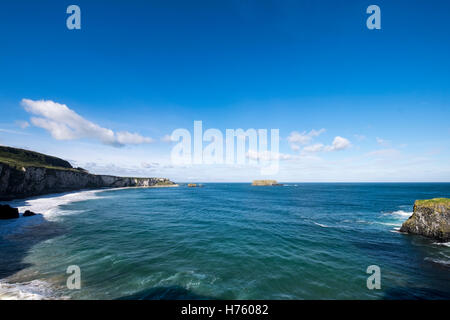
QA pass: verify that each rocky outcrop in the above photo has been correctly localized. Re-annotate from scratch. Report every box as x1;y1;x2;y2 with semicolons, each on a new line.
251;180;282;186
0;204;19;219
400;198;450;241
0;163;176;200
23;210;37;217
187;184;203;187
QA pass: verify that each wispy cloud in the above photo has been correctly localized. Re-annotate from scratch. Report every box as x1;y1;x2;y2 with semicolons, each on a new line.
21;99;153;147
141;162;160;168
287;128;325;151
365;148;400;158
301;136;351;153
246;150;291;161
0;128;30;135
303;143;324;153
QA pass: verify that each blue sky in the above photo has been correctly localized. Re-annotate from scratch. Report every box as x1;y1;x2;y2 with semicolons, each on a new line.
1;0;449;181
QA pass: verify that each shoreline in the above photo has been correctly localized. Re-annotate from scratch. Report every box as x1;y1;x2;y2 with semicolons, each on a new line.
1;184;180;223
0;183;180;202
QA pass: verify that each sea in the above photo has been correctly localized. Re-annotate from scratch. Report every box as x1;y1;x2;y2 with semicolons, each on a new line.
1;183;450;300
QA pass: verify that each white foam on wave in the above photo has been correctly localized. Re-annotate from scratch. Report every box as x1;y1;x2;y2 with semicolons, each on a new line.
388;210;413;218
0;279;62;300
313;221;330;228
0;188;114;300
390;227;406;234
433;242;450;247
4;189;108;222
424;257;450;267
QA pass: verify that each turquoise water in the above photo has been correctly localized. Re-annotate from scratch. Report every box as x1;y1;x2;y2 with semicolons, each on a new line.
1;183;450;299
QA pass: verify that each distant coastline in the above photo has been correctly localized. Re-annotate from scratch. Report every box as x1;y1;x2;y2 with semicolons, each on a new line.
0;146;177;201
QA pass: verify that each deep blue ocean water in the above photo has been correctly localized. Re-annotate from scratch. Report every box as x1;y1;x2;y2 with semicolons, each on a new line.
1;183;450;299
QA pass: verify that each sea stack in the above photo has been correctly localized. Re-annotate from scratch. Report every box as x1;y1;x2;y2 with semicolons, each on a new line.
400;198;450;241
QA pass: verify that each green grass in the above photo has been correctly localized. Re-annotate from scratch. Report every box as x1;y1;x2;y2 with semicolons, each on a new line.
0;146;78;171
155;181;175;185
415;198;450;207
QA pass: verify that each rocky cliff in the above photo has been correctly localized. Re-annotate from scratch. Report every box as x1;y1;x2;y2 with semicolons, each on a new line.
0;162;176;200
400;198;450;241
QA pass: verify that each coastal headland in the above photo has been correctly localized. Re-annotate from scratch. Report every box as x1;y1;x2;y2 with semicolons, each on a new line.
400;198;450;241
0;146;177;201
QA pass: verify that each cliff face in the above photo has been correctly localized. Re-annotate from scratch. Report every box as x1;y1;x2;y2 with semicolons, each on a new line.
400;198;450;241
0;163;175;200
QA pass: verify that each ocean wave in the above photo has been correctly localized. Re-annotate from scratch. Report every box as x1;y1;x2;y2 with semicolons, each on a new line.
356;219;374;225
390;227;406;234
4;189;107;222
433;242;450;247
387;210;413;218
0;214;47;237
313;222;330;228
1;190;106;239
0;279;62;300
0;189;110;300
424;257;450;267
376;222;402;227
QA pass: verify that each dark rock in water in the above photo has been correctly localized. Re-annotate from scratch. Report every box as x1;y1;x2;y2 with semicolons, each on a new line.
23;210;37;217
400;198;450;241
0;204;19;219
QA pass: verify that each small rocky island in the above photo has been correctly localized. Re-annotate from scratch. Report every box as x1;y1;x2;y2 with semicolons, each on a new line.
400;198;450;241
251;180;283;186
0;146;177;200
187;184;203;188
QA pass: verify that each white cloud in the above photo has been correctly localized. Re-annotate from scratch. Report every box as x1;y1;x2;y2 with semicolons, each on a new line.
303;143;324;153
324;136;351;151
287;128;325;144
0;128;30;135
290;144;300;151
246;150;292;161
287;128;325;151
300;137;351;153
21;99;153;147
116;131;153;145
141;162;160;168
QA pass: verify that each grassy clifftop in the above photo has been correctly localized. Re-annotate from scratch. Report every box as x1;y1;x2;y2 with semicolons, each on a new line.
0;146;75;171
415;198;450;208
401;197;450;241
